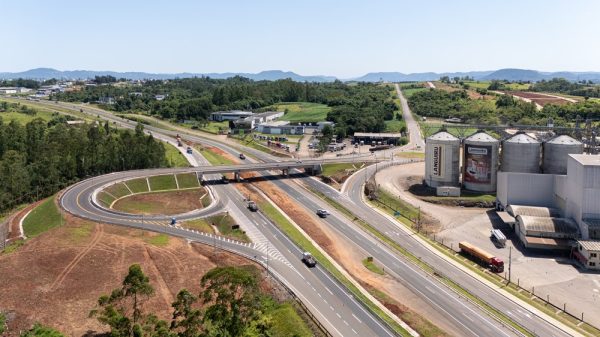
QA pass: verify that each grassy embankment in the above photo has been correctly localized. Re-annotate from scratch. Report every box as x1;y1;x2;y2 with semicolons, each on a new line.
22;195;63;238
270;102;330;123
164;143;191;168
362;258;385;275
184;213;250;243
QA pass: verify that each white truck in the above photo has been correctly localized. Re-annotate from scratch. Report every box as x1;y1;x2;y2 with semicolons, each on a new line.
491;229;507;247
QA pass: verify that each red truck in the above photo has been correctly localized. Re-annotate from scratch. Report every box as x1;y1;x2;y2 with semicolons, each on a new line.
459;241;504;273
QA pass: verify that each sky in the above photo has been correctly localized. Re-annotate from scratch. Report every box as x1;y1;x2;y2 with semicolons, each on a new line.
2;0;600;78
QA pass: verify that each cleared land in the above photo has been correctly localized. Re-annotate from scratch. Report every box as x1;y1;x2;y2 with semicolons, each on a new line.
507;91;572;106
0;214;311;336
111;188;208;215
271;102;331;123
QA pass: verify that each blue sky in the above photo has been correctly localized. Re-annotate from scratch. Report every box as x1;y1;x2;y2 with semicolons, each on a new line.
3;0;600;77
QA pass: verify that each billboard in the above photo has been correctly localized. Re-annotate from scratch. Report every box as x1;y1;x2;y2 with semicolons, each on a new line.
464;144;492;184
432;145;444;178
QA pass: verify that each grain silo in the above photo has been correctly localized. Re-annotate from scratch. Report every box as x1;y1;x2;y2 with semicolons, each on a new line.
501;132;541;173
462;131;499;192
425;131;460;187
542;135;583;174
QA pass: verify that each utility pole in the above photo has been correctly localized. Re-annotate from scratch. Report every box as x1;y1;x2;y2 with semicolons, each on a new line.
508;246;512;284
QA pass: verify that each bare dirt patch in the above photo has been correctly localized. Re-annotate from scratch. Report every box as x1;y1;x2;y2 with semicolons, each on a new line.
0;213;272;336
112;188;208;215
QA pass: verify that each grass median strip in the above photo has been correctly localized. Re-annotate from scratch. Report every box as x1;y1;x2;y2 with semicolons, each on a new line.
306;186;535;337
257;199;413;337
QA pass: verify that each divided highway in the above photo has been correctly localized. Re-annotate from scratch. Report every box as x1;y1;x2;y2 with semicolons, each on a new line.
48;99;578;337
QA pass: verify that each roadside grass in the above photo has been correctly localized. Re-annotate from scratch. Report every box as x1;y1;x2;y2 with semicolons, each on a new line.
104;183;132;199
205;213;250;243
307;186;535;337
22;195;63;238
402;88;427;98
182;219;215;234
257;199;412;337
97;191;116;207
144;233;169;247
68;222;93;243
176;173;199;189
198;121;229;134
236;136;291;158
148;174;177;191
0;110;55;124
165;143;191;168
271;102;331;123
384;119;407;133
125;178;149;194
395;152;425;159
0;98;95;122
269;302;313;337
198;147;235;165
321;162;367;177
1;240;25;254
362;258;385;275
200;193;212;207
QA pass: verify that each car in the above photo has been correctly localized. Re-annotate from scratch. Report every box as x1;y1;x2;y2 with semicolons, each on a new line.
239;153;246;160
301;252;317;268
316;209;329;218
186;146;193;154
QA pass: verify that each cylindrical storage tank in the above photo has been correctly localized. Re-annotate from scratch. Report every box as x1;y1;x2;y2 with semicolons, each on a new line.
462;131;499;192
501;133;541;173
425;131;460;187
542;135;583;174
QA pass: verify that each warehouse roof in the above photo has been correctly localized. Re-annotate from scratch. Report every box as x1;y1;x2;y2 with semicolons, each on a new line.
354;132;402;138
570;154;600;167
517;215;579;234
507;205;561;218
578;240;600;251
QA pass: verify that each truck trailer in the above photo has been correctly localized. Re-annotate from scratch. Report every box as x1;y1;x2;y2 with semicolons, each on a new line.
490;229;507;247
459;241;504;273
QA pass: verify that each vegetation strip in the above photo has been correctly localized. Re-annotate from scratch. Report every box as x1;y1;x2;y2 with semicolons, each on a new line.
254;191;413;337
306;186;535;337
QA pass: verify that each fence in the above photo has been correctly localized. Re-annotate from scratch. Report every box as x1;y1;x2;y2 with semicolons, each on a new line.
370;162;598;332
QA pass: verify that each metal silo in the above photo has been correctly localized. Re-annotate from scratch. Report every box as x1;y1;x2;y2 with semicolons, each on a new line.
501;132;541;173
542;135;583;174
425;131;460;187
463;131;499;192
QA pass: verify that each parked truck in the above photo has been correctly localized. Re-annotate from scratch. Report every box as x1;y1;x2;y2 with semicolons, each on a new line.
459;241;504;273
490;229;507;247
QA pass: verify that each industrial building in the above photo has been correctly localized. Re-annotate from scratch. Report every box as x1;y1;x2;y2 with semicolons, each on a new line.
353;132;404;146
574;240;600;270
230;111;286;131
424;131;460;188
211;110;253;122
463;131;499;192
257;121;304;135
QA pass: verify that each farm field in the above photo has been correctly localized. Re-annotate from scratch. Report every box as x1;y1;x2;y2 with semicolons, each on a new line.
401;87;427;98
271;102;331;123
507;91;572;106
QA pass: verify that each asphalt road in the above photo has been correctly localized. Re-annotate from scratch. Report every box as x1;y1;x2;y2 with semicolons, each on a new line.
50;99;576;336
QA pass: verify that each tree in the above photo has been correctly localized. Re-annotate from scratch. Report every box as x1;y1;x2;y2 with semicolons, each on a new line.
170;289;203;337
200;267;261;337
122;264;155;325
20;323;65;337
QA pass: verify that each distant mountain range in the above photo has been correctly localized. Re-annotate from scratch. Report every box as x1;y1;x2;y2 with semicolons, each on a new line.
1;67;599;83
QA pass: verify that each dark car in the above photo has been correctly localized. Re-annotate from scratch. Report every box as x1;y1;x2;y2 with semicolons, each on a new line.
248;201;258;212
316;209;329;218
301;252;317;268
186;146;193;154
239;153;246;160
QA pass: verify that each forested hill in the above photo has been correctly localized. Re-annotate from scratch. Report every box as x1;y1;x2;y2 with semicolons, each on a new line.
53;77;399;136
0;119;166;212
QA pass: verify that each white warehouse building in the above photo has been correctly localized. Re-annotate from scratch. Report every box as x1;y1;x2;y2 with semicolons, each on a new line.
498;154;600;241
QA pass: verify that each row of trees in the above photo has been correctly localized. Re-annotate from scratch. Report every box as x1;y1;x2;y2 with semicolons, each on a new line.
92;264;302;337
0;118;167;213
52;77;398;134
531;78;600;98
406;88;583;126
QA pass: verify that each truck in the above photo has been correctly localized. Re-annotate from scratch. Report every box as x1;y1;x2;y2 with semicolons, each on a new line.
459;241;504;273
247;201;258;212
490;229;507;247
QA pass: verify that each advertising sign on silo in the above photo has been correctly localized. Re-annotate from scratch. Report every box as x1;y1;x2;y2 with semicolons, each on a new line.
464;144;491;184
432;145;444;178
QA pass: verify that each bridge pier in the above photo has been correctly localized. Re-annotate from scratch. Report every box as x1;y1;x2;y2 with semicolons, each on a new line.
305;164;322;176
234;172;241;182
282;169;289;177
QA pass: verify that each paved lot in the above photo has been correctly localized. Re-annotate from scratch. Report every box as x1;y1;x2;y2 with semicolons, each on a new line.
377;163;600;328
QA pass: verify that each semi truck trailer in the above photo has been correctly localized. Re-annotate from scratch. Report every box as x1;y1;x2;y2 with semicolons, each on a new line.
459;241;504;273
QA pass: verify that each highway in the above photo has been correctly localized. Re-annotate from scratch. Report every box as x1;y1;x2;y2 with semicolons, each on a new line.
49;98;578;336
